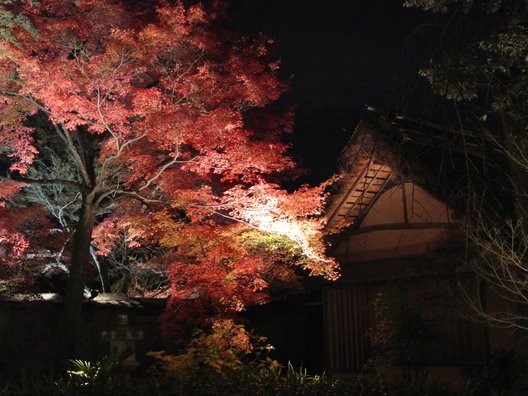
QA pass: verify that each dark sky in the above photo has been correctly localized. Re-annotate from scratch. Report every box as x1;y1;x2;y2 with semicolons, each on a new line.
229;0;430;183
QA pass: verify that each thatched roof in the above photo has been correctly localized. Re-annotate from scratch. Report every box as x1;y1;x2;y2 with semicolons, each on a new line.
325;107;497;233
325;120;399;232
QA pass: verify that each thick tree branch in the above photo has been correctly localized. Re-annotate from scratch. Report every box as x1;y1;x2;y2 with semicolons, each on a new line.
137;153;201;192
54;124;92;187
2;91;51;115
96;132;147;192
6;174;80;188
95;188;162;207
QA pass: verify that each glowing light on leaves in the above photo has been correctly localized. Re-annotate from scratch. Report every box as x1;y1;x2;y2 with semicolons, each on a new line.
223;183;339;280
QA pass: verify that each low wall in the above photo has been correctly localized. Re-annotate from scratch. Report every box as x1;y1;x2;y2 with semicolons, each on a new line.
0;294;166;379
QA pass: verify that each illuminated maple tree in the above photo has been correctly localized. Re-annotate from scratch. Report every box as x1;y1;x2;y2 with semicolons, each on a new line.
0;0;337;355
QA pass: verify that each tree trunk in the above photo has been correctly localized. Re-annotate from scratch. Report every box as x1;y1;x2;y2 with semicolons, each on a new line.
55;192;96;364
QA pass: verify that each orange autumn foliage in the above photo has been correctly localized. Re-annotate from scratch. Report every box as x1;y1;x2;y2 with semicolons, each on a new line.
0;0;338;330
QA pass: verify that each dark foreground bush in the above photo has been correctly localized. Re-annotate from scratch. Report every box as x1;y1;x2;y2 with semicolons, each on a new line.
0;360;483;396
0;323;509;395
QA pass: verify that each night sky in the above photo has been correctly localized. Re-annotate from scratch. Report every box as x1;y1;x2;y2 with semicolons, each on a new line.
229;0;432;183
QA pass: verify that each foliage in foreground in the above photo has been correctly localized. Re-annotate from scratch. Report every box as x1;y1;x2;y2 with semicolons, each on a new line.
0;320;511;396
0;364;491;396
0;363;481;396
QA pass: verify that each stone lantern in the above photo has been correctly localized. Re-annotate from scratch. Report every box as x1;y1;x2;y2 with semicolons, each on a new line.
101;313;144;378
